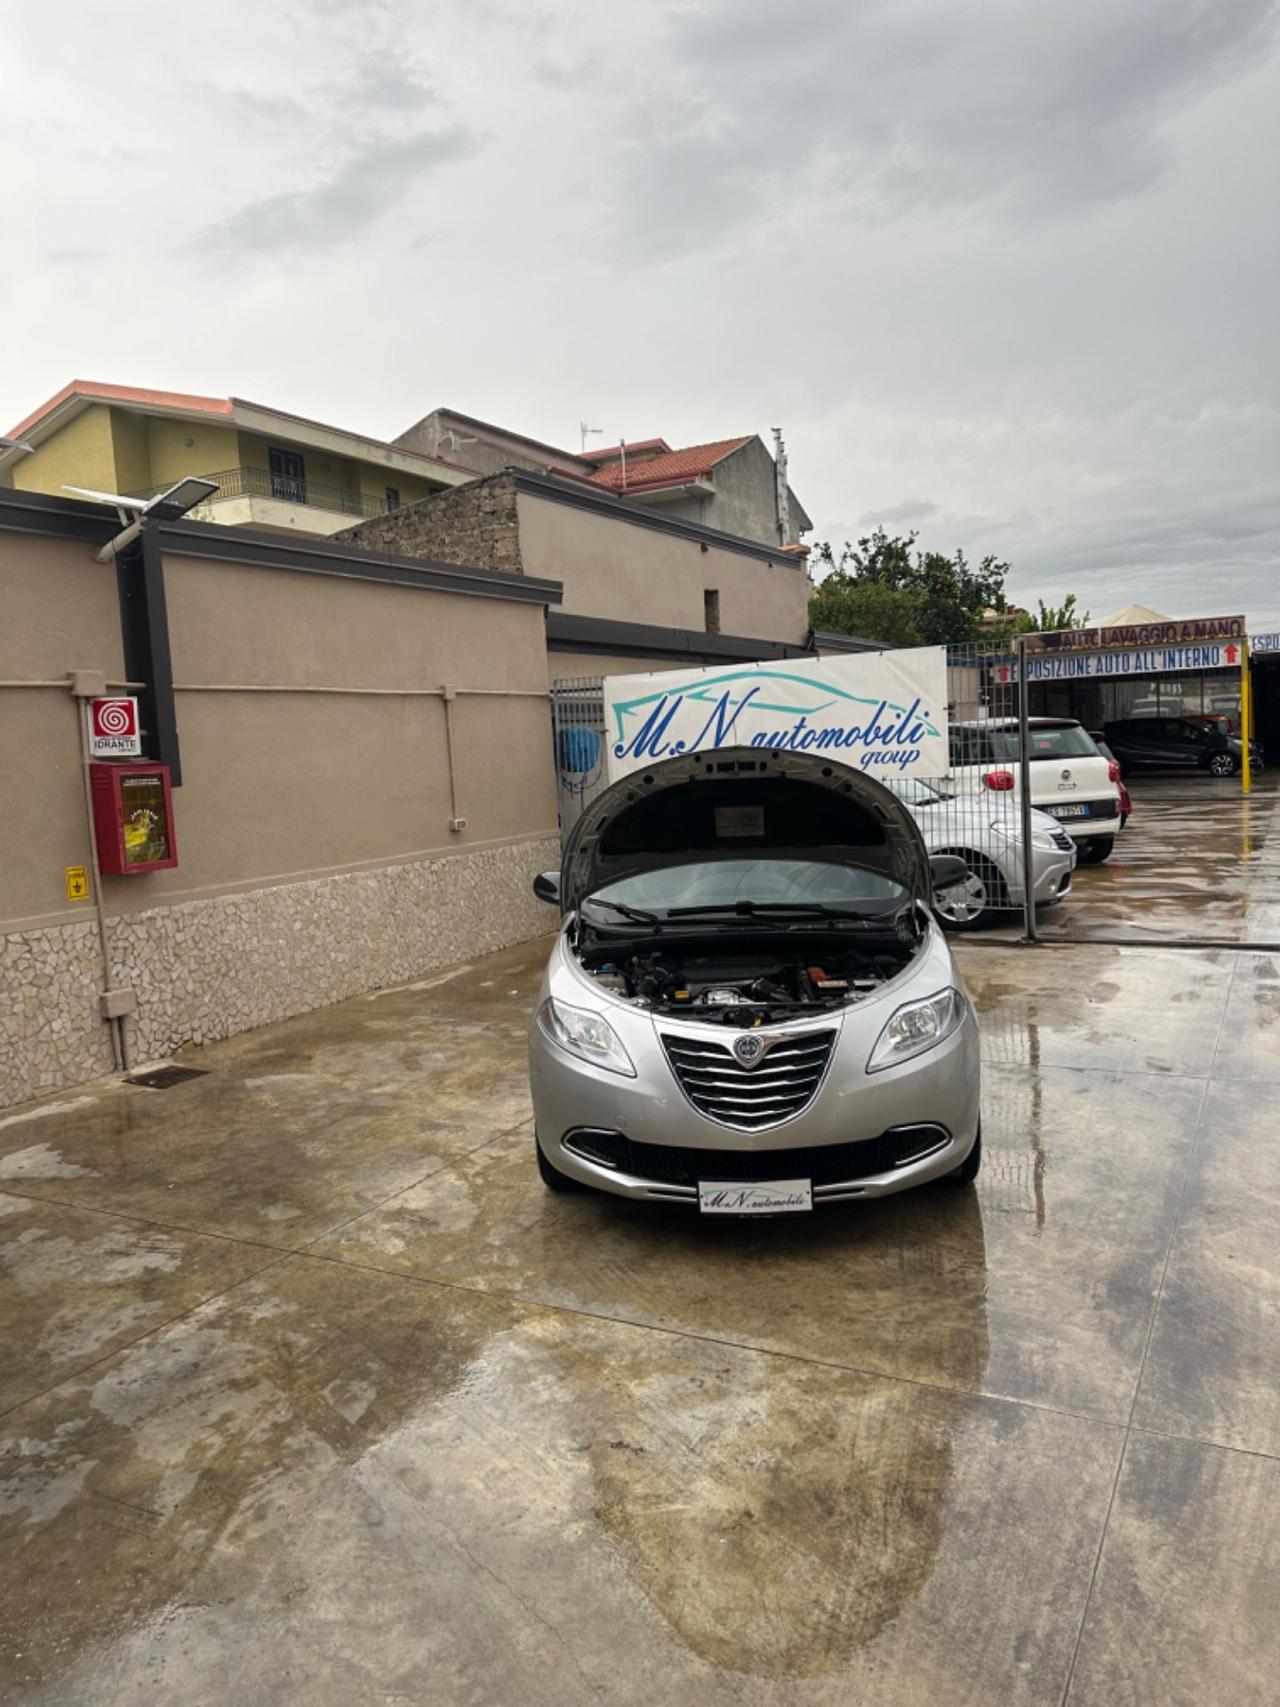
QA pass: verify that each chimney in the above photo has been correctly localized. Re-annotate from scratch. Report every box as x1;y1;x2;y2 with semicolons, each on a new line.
772;427;791;546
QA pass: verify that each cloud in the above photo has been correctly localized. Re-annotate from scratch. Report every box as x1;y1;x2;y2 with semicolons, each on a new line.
615;0;1280;252
195;125;479;257
855;498;940;529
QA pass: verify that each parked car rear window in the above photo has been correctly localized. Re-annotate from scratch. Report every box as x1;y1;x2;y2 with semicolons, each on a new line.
987;725;1099;762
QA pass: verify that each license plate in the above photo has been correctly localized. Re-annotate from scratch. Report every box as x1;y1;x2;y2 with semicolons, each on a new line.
698;1179;812;1214
1046;803;1088;818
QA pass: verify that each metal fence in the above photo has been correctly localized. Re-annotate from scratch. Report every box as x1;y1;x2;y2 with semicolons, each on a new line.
551;676;609;838
550;649;1047;939
128;467;393;521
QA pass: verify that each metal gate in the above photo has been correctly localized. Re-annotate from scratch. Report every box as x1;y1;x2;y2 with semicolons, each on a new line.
550;653;1043;938
550;676;608;838
930;639;1042;939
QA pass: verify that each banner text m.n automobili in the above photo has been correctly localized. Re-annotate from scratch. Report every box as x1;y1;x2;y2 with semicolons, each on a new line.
604;648;949;781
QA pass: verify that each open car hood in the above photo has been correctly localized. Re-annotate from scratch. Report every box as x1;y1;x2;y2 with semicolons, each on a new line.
560;747;932;914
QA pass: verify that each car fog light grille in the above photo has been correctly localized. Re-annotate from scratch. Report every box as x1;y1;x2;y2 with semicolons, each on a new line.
562;1126;950;1187
660;1030;836;1130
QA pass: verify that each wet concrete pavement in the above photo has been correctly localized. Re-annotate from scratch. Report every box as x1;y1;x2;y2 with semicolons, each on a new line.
1008;770;1280;944
3;782;1279;1703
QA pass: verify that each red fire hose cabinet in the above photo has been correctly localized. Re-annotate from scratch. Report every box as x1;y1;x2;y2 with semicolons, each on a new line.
90;762;179;875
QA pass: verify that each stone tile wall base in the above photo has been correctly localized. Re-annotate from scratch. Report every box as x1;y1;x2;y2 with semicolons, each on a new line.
1;837;559;1109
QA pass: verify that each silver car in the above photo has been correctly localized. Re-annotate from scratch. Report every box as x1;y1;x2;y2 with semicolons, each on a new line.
884;777;1076;931
528;747;981;1214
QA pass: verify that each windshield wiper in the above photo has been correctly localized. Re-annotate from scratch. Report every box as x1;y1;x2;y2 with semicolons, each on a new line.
582;897;661;925
664;901;879;922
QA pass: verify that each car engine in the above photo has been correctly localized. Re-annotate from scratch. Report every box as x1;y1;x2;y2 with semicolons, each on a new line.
580;938;913;1025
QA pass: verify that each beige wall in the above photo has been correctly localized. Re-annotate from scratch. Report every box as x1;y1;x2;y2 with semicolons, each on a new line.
117;554;555;907
0;531;128;924
516;490;810;646
1;526;561;1105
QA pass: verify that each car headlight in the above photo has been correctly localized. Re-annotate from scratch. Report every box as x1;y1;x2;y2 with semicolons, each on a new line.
537;997;635;1076
990;822;1056;851
867;988;964;1073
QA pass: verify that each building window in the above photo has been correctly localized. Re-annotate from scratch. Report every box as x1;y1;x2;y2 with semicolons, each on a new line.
704;589;721;633
268;447;306;504
386;487;401;512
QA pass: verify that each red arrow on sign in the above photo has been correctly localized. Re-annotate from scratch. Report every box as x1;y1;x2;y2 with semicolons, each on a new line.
1224;643;1240;664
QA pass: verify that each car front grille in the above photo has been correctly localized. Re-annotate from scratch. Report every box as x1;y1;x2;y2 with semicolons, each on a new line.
660;1029;836;1130
1049;830;1074;852
563;1126;950;1188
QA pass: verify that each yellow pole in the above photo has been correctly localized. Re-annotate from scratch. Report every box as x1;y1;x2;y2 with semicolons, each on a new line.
1241;637;1251;796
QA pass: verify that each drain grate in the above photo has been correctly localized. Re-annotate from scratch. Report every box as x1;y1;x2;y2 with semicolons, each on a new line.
126;1065;209;1090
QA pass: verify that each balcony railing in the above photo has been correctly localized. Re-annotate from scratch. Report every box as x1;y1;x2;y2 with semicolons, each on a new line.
129;467;398;521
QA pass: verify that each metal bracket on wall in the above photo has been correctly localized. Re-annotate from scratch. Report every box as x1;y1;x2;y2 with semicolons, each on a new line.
440;684;466;831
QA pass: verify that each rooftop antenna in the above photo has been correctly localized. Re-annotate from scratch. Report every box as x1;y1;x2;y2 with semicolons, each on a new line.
772;427;791;546
619;438;627;491
440;429;478;457
580;421;603;453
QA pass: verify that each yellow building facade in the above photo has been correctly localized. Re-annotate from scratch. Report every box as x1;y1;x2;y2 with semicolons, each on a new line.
2;382;471;536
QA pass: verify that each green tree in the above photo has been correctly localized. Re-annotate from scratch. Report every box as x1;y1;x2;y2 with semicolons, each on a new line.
809;529;1010;648
808;574;923;647
1018;595;1090;633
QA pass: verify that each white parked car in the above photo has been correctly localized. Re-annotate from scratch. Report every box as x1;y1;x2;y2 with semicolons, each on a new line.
946;718;1123;865
883;777;1076;930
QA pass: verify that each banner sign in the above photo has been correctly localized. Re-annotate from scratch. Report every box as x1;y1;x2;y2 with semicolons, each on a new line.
604;647;949;780
88;696;141;758
1251;633;1280;653
992;641;1243;685
1023;615;1244;653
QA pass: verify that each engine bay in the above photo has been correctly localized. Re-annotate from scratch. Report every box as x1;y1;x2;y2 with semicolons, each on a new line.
576;928;919;1026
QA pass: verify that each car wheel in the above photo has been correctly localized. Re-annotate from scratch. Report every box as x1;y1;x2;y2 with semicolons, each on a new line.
946;1128;982;1184
536;1136;584;1192
932;856;999;931
1208;751;1237;777
1076;836;1115;864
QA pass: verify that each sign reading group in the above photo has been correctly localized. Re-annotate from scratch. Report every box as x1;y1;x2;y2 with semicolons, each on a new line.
604;647;949;781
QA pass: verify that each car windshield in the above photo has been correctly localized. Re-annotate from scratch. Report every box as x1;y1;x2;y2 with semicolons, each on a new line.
986;725;1098;761
586;859;907;917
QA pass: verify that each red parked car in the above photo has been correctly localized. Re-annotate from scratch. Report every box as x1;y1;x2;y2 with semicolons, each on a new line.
1090;734;1132;828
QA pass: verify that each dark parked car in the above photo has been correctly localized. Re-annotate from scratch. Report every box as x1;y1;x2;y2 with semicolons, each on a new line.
1103;716;1259;778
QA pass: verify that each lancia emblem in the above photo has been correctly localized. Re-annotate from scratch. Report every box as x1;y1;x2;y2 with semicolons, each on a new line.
734;1034;766;1067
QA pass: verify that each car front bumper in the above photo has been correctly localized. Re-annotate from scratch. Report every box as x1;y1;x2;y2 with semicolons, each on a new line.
1002;839;1075;908
530;1002;982;1206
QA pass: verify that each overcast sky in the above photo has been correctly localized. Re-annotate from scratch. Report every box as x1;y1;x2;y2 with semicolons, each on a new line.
3;0;1278;625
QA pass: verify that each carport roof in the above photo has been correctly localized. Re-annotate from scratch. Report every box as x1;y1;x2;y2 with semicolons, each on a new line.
1100;603;1171;626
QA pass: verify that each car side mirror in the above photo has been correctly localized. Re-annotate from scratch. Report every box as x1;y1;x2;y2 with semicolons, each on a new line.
929;854;970;894
532;870;561;905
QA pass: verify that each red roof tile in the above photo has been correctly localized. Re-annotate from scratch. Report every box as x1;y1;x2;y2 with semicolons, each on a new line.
8;380;233;440
586;436;752;493
582;437;670;464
